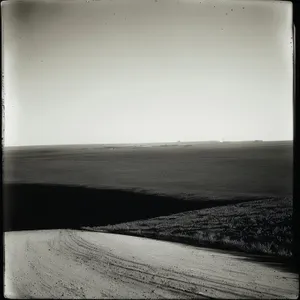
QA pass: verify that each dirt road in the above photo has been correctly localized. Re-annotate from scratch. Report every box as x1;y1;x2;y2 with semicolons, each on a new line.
4;230;298;299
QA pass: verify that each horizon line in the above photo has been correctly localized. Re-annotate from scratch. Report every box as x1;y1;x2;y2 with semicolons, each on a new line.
3;139;293;149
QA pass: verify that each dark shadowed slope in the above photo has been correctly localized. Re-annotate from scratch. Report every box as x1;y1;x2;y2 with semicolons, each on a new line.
3;183;258;231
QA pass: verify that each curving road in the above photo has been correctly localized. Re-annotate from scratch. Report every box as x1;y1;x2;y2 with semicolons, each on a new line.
4;230;298;299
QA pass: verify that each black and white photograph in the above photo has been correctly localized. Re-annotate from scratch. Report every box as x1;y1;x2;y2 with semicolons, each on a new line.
2;0;298;298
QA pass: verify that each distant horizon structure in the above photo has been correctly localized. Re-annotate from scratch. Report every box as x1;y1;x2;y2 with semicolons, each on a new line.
4;139;293;150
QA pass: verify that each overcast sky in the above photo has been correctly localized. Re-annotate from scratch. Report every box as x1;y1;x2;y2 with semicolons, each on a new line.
2;0;293;146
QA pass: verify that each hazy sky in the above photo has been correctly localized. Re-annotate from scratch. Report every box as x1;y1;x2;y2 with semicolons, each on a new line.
2;0;293;146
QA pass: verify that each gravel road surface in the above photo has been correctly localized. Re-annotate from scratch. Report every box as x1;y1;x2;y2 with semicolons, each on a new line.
4;230;298;299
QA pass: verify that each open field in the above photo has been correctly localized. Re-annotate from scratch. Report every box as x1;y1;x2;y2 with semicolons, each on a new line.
4;141;294;253
4;141;297;298
4;141;293;200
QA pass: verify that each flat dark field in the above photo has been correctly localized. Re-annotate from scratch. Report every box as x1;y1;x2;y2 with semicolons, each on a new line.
4;141;293;199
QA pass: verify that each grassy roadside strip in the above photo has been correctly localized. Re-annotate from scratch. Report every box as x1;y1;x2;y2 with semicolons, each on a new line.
84;197;293;260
